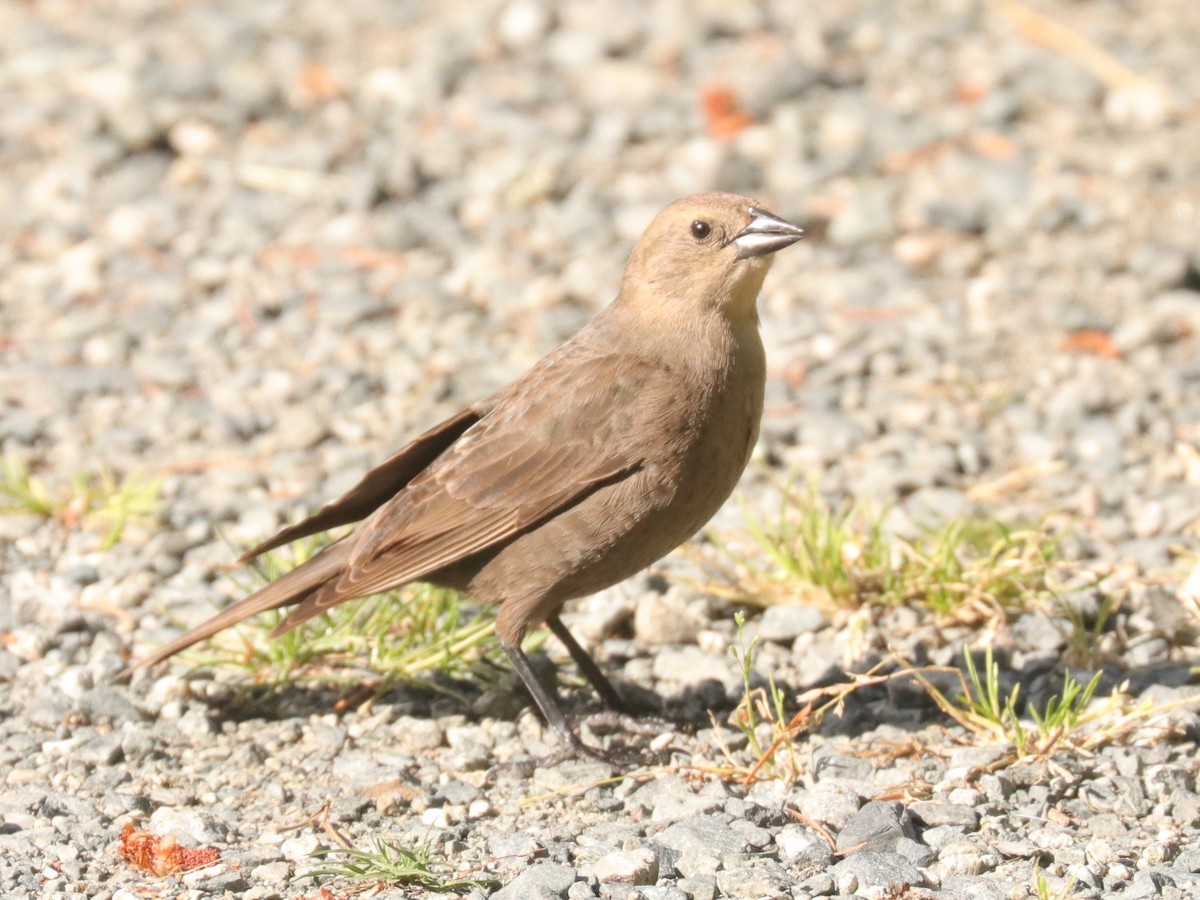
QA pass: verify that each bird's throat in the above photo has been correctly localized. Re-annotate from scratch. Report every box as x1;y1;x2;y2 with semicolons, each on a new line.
724;259;770;322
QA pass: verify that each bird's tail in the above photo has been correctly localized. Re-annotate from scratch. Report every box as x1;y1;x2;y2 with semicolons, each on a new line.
131;538;353;671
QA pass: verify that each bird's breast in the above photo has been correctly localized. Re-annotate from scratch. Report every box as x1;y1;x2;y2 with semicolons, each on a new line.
466;321;766;616
675;324;765;513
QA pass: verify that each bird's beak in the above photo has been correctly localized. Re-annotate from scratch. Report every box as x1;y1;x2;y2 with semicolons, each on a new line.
729;208;805;260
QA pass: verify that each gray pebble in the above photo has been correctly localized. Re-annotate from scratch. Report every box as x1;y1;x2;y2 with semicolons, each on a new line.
834;800;914;854
633;590;703;646
654;817;748;858
790;784;862;831
753;606;829;644
675;875;718;900
649;646;735;689
775;824;834;868
393;716;444;752
713;860;794;898
896;836;935;867
908;800;980;830
832;851;924;891
492;863;578;899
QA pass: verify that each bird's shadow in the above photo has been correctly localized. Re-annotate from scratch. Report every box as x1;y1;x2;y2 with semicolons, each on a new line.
173;636;1200;756
594;638;1200;749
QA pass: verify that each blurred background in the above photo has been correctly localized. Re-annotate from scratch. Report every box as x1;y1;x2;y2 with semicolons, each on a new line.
1;0;1198;607
2;3;1200;895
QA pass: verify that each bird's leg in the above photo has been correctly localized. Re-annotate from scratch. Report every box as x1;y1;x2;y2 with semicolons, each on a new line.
498;636;593;754
546;615;628;714
488;637;661;782
546;618;673;737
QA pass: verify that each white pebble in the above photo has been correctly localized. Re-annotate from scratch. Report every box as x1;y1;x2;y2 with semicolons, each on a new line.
497;0;552;48
1104;81;1175;131
420;806;449;828
280;834;321;862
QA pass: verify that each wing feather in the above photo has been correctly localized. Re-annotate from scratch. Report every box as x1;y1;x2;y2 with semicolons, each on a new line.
238;405;484;561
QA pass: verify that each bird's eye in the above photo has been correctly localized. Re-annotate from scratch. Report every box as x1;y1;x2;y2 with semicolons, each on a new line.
690;220;712;240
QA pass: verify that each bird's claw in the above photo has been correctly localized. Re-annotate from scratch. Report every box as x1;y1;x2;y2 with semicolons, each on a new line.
483;731;657;784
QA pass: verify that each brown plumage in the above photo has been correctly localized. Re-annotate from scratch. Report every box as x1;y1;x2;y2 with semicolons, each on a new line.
137;192;803;751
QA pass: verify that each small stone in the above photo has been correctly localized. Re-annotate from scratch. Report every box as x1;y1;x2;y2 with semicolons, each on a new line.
625;775;724;822
654;816;748;858
834;800;913;854
993;839;1038;859
753;606;828;643
420;807;449;828
1174;847;1200;873
1028;827;1074;851
650;646;733;688
468;798;495;820
946;743;1011;774
1086;813;1129;839
591;848;659;885
393;716;444;753
896;836;935;867
167;118;221;156
908;800;980;829
670;873;716;900
633;590;702;645
60;242;103;299
1010;613;1067;655
489;831;543;859
920;825;968;851
892;230;958;270
181;865;248;893
497;0;553;48
932;840;1000;877
790;783;862;830
491;863;577;899
1125;869;1173;899
1104;81;1175;131
1080;776;1149;817
713;860;793;898
78;732;124;766
775;824;833;867
280;834;321;862
78;688;142;724
148;808;225;845
636;886;688;900
1067;862;1105;890
832;850;924;891
811;746;873;783
249;861;291;884
673;847;720;878
797;871;836;895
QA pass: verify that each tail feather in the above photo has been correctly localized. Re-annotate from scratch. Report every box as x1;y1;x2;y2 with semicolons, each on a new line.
134;539;353;670
269;580;346;637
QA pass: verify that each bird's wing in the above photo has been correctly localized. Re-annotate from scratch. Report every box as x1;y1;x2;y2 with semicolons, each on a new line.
238;404;485;562
271;347;676;632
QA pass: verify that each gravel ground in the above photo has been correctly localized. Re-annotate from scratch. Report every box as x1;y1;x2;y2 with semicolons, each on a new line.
3;0;1200;898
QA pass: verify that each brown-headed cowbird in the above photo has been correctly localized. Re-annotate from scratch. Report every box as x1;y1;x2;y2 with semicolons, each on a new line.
137;192;803;752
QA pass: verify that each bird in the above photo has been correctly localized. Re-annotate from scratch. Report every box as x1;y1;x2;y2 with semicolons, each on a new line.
136;192;804;754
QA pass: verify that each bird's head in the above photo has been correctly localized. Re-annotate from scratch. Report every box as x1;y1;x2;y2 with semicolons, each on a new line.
620;192;804;322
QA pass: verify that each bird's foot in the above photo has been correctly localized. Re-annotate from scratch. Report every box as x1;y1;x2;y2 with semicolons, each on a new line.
483;733;653;784
577;710;678;738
